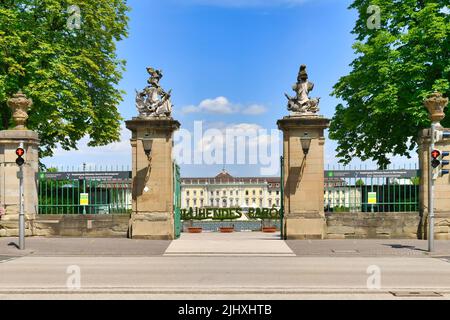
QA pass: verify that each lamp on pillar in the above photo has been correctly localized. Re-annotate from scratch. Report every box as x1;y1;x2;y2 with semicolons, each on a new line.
141;136;153;161
300;132;312;155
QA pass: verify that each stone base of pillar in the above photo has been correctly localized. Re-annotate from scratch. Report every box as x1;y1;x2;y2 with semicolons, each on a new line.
423;212;450;240
129;212;174;240
285;213;325;239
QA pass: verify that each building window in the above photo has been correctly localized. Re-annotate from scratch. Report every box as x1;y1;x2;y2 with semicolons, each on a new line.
216;199;220;206
259;190;263;195
200;199;204;207
193;190;197;196
269;191;272;195
210;199;214;206
276;199;280;206
216;191;219;196
210;191;214;196
245;198;249;206
276;191;280;195
200;191;203;196
230;190;233;196
193;199;197;206
269;199;272;206
186;199;190;206
223;190;226;196
259;198;263;206
245;190;249;196
252;190;256;196
186;191;190;196
223;199;227;207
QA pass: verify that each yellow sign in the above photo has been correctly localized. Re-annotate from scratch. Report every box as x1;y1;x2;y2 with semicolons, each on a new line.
80;193;89;206
368;192;377;204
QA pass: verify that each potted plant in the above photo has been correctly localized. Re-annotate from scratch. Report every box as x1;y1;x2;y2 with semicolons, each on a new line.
219;225;234;233
187;227;203;233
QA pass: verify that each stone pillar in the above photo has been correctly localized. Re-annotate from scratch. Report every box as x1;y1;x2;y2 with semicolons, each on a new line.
277;115;330;239
125;118;180;240
0;92;39;237
418;93;450;240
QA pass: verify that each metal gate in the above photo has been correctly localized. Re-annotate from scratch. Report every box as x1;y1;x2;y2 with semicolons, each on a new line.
280;156;285;240
173;162;182;239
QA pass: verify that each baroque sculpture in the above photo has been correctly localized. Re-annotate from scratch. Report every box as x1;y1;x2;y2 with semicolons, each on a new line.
136;67;173;118
285;65;320;115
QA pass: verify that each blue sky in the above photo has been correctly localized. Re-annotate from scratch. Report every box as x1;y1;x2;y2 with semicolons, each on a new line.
43;0;417;176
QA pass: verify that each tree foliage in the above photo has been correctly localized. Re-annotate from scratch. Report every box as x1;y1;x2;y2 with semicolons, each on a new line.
330;0;449;168
0;0;130;157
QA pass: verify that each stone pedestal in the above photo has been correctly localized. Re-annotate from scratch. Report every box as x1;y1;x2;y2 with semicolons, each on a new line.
125;118;180;240
0;130;39;236
277;115;330;239
419;128;450;240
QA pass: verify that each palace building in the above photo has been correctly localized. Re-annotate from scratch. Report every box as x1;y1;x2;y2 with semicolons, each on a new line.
181;170;362;211
181;170;282;209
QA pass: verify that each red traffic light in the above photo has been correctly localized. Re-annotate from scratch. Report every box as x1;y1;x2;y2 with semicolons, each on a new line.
16;148;25;157
431;150;441;159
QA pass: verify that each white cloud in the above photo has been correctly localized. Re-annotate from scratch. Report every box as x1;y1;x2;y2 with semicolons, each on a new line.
177;0;310;8
242;104;267;115
181;96;267;115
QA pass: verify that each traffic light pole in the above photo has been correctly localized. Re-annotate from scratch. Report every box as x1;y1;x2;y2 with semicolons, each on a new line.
18;154;25;250
428;123;436;252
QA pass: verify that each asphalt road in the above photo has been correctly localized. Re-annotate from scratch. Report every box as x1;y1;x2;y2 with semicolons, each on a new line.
1;255;450;299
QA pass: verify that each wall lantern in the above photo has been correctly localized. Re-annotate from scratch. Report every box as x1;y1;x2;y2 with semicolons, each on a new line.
142;135;153;160
300;132;312;155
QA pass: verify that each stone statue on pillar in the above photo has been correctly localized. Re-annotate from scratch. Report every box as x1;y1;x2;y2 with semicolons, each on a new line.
135;67;173;118
285;65;320;116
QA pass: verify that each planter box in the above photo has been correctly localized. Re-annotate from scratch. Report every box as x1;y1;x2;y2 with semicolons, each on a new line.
262;227;277;233
219;227;234;233
187;227;203;233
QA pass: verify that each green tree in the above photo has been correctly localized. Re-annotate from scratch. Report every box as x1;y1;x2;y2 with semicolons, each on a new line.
330;0;449;168
0;0;130;158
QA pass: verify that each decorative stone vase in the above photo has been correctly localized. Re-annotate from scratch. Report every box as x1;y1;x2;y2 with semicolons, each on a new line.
424;92;448;124
7;91;33;130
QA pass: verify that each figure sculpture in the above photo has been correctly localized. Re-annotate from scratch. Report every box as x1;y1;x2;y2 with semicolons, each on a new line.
136;67;173;118
285;65;320;115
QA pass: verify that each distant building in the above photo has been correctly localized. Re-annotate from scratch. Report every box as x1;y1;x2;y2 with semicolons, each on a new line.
181;170;361;211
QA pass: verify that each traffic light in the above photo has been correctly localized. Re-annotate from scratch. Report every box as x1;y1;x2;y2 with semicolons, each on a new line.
15;147;25;166
434;128;450;143
431;149;450;180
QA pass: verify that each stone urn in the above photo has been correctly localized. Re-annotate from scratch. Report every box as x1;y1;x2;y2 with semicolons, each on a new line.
7;91;33;129
424;92;448;124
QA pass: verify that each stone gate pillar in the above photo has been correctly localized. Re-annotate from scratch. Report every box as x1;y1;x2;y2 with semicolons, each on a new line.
277;65;330;239
0;92;39;237
278;116;330;239
125;118;180;240
125;66;180;240
419;92;450;240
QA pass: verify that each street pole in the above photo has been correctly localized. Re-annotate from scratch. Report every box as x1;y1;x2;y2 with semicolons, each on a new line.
83;162;86;215
18;144;25;250
428;123;435;252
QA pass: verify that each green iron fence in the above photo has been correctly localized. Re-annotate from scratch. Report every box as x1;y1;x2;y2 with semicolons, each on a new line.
324;164;420;213
173;162;182;238
38;166;132;215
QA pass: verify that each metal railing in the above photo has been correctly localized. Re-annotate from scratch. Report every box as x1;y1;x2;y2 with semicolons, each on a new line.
38;165;132;215
324;164;420;213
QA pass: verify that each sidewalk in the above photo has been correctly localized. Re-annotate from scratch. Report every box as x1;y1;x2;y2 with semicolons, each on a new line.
1;234;449;257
